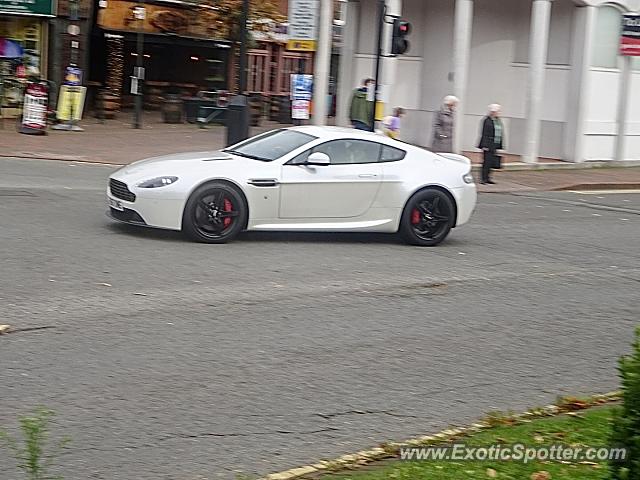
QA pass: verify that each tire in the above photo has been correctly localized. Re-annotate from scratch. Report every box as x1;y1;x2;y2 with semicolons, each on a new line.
400;188;455;246
182;182;247;243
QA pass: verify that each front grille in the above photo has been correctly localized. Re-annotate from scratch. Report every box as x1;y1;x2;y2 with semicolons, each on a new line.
110;179;136;202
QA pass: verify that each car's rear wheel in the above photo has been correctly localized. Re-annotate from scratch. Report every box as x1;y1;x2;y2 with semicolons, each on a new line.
400;188;455;246
182;182;247;243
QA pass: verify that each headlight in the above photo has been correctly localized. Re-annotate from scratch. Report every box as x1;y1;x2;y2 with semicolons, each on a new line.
463;173;474;184
137;176;178;188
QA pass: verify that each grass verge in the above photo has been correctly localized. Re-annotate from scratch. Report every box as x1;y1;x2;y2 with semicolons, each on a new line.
320;406;616;480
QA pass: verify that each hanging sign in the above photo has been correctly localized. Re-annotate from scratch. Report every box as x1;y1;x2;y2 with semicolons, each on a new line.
20;82;49;135
621;14;640;56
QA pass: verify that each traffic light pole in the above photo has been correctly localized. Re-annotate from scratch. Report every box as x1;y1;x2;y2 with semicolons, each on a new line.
370;0;385;132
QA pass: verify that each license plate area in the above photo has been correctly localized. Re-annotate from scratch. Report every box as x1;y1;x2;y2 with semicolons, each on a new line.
109;198;124;211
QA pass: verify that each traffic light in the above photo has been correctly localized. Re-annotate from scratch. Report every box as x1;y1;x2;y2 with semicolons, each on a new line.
391;19;411;55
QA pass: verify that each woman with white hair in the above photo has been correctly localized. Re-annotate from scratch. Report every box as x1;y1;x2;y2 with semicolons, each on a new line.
430;95;458;153
477;103;504;184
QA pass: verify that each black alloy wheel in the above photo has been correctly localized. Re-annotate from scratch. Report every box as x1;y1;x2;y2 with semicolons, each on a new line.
400;188;455;246
183;182;247;243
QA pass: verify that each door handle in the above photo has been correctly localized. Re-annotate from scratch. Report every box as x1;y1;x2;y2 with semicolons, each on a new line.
358;174;378;178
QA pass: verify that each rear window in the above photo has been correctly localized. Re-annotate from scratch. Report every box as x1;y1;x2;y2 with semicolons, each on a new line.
380;145;407;162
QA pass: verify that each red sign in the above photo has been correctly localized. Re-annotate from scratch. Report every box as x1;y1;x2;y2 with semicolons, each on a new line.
20;82;49;134
621;14;640;56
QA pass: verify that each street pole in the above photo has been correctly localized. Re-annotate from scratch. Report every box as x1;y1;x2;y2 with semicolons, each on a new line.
312;0;332;126
238;0;249;94
133;1;144;129
226;0;250;145
370;0;385;132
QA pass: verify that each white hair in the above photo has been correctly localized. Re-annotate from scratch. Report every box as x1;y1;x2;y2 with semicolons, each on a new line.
444;95;459;106
488;103;501;113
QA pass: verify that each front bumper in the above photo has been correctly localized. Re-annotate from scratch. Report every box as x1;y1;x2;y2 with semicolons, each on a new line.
106;187;185;231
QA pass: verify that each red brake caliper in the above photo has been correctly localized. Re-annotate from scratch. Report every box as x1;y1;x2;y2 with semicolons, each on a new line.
223;198;233;228
411;208;421;225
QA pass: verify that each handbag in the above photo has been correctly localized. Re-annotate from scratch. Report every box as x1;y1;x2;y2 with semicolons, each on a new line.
492;153;503;169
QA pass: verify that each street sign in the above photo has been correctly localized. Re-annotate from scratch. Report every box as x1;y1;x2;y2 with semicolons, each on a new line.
288;0;318;51
621;14;640;56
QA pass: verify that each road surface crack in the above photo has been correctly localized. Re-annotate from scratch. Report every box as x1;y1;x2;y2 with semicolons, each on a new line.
315;410;419;420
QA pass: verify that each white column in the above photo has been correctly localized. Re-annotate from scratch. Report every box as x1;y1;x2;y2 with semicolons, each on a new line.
312;0;333;125
452;0;474;154
564;5;596;163
337;0;360;127
615;55;632;161
524;0;553;163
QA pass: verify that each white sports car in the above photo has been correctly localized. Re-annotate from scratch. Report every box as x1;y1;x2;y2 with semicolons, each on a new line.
107;126;476;246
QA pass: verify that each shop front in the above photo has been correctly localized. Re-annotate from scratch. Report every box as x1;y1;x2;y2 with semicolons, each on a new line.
0;0;54;111
91;0;232;111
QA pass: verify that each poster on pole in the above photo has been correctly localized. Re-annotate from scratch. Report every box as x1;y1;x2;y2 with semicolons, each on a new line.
287;0;318;51
290;74;313;119
621;14;640;56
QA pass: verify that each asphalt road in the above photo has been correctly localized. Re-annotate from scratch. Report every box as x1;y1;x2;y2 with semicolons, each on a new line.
1;158;639;480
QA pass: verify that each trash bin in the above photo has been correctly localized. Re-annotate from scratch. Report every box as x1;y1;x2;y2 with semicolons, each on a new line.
226;95;250;146
162;94;183;123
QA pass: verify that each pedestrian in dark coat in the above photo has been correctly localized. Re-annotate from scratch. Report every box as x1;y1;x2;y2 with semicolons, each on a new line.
478;104;505;184
431;95;458;153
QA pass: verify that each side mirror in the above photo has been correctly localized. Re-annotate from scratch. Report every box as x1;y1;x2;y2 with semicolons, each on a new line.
305;152;331;166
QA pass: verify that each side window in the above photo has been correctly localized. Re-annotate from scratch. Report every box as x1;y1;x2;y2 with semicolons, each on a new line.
380;145;407;162
288;139;383;165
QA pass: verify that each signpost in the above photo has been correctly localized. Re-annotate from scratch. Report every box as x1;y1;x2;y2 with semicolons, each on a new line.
287;0;318;52
615;14;640;162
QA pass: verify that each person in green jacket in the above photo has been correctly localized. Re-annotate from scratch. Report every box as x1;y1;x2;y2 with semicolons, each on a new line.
349;78;375;131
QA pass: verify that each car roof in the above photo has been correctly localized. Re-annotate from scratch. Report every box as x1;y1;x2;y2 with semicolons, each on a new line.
286;125;398;143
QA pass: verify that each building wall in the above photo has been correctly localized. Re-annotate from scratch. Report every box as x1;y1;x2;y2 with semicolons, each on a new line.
339;0;640;161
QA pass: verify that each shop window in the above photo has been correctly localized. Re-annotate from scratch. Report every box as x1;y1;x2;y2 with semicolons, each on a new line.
591;5;623;69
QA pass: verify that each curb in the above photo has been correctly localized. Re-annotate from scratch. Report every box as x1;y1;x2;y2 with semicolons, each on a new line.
260;391;621;480
471;160;640;172
552;182;640;191
0;155;125;167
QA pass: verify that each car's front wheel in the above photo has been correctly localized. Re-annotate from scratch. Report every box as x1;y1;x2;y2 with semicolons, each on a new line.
182;182;247;243
400;188;455;246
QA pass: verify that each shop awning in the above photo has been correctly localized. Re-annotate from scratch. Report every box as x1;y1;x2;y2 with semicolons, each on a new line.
99;29;232;49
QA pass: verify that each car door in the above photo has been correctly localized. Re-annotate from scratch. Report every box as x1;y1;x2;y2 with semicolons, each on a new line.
279;139;383;219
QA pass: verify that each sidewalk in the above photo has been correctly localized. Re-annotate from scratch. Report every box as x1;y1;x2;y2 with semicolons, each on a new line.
2;113;640;192
0;112;279;165
476;167;640;193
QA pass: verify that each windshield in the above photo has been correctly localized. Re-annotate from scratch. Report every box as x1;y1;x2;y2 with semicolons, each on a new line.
224;129;317;162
